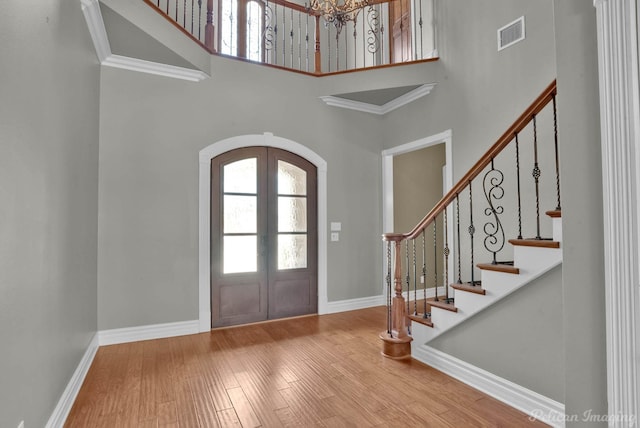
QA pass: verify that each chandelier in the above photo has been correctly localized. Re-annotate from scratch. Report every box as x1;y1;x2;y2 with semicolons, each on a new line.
308;0;369;36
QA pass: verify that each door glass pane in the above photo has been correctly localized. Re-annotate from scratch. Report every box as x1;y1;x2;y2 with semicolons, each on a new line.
278;196;307;232
224;158;256;193
278;234;307;269
224;195;257;233
278;160;306;195
224;235;257;273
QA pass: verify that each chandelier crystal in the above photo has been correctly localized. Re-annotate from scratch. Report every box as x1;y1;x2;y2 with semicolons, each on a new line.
308;0;369;36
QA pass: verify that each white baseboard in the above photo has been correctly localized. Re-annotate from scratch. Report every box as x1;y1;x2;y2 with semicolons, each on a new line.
45;333;99;428
412;344;566;428
324;294;385;314
98;319;200;346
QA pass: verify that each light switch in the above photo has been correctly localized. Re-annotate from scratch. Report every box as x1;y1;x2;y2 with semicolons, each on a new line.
331;222;342;231
331;232;339;241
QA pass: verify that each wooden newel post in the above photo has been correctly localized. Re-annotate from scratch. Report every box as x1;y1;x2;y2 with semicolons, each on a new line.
205;0;215;52
380;233;412;359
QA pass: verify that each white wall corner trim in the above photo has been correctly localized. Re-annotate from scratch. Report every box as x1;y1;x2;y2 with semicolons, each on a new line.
413;345;566;428
199;133;329;331
98;320;200;346
320;83;437;115
324;295;385;314
45;333;99;428
595;0;640;424
81;0;209;82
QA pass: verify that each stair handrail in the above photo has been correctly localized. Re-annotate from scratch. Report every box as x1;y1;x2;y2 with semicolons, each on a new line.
391;79;557;242
380;80;559;359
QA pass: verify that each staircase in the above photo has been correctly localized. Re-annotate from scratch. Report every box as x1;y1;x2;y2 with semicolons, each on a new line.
380;80;562;359
410;211;562;347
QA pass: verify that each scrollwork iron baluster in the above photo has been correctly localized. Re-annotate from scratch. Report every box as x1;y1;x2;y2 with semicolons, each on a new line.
433;216;438;302
483;158;506;265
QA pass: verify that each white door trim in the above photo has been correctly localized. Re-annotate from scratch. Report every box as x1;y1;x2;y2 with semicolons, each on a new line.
594;0;640;423
381;130;453;294
198;133;328;332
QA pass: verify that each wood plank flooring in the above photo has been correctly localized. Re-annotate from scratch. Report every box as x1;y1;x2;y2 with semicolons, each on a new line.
66;307;547;427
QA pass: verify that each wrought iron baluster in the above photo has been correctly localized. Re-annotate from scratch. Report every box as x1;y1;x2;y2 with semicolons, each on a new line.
191;0;194;33
282;7;286;66
516;133;523;239
327;24;331;72
198;0;202;39
412;239;417;315
366;6;380;66
274;3;279;64
305;7;309;71
422;229;427;317
290;9;294;68
352;20;357;70
405;240;410;318
433;216;438;302
175;0;178;23
444;208;450;301
418;0;424;59
483;158;505;265
532;114;542;239
298;11;302;70
184;0;187;27
469;181;476;285
456;193;462;283
553;94;562;210
379;5;384;65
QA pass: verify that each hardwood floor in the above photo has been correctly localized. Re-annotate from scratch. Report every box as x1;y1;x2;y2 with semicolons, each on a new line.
66;307;547;427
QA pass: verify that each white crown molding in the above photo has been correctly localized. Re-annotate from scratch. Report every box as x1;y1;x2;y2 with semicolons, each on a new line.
413;345;566;428
81;0;209;82
594;0;640;425
99;320;200;346
45;333;99;428
81;0;110;62
319;83;437;115
102;55;209;81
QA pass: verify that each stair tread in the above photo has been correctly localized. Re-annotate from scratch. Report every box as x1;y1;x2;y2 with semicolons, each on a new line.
427;298;458;312
408;313;433;328
546;209;562;218
509;238;560;248
477;263;520;274
451;282;486;295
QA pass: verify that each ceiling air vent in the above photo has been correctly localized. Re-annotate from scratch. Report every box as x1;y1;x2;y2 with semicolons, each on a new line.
498;16;525;51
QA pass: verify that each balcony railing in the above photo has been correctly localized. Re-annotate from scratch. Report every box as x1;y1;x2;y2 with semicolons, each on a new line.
144;0;436;74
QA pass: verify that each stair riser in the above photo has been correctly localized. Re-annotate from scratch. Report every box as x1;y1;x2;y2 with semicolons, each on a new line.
513;246;562;273
552;217;562;242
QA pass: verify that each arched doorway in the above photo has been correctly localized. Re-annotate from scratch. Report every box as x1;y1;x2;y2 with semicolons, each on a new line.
210;146;318;327
198;133;328;331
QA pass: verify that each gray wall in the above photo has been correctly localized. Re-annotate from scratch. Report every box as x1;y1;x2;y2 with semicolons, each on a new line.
553;1;607;424
97;56;387;329
430;266;565;402
0;1;100;427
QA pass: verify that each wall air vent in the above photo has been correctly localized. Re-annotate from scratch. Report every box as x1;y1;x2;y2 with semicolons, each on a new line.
497;16;525;51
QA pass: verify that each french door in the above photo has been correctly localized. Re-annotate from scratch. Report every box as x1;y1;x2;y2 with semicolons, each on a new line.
211;147;317;328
